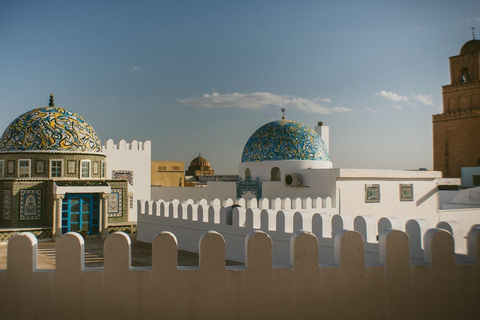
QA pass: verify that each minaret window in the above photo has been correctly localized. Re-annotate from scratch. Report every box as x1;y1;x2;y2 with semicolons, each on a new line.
460;67;470;82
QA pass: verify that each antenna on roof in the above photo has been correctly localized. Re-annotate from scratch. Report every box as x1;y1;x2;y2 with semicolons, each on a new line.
472;27;475;40
281;108;286;120
49;94;54;106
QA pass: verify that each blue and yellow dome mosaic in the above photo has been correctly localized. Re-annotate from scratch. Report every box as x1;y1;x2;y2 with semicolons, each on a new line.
0;106;102;153
241;120;330;162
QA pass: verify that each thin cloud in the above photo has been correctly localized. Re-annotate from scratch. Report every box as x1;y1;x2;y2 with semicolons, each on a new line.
130;65;150;73
331;106;353;113
178;92;345;114
394;105;402;110
314;97;332;103
412;94;434;106
365;107;378;114
375;90;408;102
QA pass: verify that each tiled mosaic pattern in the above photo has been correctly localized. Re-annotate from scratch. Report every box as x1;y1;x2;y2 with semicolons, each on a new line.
108;224;137;234
0;106;101;152
242;120;330;162
108;188;123;217
0;228;52;242
20;190;42;220
105;180;129;224
3;190;11;220
113;170;133;185
0;152;106;180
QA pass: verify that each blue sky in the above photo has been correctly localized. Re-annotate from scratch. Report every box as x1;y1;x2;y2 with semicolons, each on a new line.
1;0;479;173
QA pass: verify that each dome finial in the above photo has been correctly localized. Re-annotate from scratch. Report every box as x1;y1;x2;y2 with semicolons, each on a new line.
281;108;286;120
472;27;476;40
49;94;54;106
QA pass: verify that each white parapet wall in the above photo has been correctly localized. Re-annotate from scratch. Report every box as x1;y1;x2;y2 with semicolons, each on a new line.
102;139;151;222
0;229;479;319
137;196;480;264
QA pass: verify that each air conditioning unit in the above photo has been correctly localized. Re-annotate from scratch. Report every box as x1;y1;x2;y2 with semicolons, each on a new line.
285;174;302;187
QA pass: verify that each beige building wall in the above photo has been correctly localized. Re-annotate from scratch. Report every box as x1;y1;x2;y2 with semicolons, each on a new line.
151;161;185;186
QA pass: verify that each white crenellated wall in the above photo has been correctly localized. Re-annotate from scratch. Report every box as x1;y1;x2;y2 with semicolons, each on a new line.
102;139;151;222
1;229;479;319
137;196;478;265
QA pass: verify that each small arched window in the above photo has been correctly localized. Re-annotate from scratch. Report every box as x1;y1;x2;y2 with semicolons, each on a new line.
245;168;251;179
271;167;281;181
460;67;470;82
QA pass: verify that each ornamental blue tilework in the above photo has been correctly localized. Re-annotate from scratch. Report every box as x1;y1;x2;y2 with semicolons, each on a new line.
0;107;101;152
241;120;329;162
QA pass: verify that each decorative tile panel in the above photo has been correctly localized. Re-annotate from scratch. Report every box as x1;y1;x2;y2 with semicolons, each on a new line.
3;190;11;220
365;184;380;203
112;170;133;185
400;184;414;201
108;188;123;217
20;189;42;220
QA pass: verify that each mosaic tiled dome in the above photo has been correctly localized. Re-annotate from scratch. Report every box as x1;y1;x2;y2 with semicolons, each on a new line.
0;106;101;152
241;120;329;162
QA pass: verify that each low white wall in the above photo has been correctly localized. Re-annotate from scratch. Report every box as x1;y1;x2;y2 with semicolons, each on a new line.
1;229;479;319
137;197;480;264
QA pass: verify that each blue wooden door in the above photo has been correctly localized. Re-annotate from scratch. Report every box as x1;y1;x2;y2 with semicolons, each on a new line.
61;194;100;235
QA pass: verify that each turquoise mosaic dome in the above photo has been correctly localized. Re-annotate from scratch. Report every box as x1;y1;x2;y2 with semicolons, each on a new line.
0;106;102;153
241;120;330;162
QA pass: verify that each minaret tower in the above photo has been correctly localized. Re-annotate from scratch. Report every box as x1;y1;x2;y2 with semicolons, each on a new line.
433;30;480;178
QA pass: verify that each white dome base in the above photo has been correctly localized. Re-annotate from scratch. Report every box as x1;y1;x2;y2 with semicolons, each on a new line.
239;160;332;181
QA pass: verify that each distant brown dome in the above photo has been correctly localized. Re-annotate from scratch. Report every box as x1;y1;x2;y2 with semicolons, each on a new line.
190;155;211;168
186;154;215;178
460;39;480;55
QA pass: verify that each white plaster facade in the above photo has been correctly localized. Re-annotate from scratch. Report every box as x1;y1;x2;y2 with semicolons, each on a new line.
102;139;151;222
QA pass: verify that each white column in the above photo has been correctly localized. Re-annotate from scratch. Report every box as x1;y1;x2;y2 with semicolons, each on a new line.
100;193;110;238
54;195;64;237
